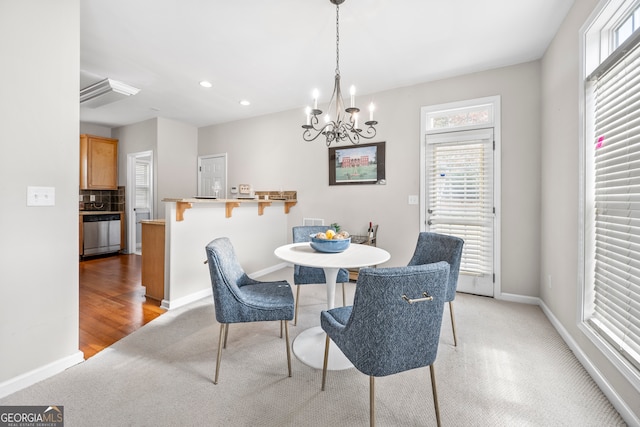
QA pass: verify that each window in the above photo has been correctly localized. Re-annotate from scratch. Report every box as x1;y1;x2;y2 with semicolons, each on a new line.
426;103;493;132
615;5;640;47
135;159;151;209
582;0;640;386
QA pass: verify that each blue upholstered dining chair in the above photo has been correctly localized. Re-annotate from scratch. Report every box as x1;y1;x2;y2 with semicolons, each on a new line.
292;226;350;325
205;237;294;384
408;232;464;346
320;263;450;427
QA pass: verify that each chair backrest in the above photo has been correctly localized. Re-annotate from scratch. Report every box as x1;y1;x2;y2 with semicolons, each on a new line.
338;263;450;377
205;237;253;323
407;232;464;301
292;225;334;243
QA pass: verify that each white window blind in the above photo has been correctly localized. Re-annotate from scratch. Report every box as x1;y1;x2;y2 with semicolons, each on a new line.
589;39;640;371
135;161;150;209
426;134;493;276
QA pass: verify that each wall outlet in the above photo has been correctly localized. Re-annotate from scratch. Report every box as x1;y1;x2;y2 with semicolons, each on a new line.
79;194;83;201
408;195;419;205
90;195;96;201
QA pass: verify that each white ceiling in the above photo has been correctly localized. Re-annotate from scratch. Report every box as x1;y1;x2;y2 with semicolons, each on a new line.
80;0;575;129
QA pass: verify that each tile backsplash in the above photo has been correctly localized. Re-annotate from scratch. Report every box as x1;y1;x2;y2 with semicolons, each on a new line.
79;186;125;212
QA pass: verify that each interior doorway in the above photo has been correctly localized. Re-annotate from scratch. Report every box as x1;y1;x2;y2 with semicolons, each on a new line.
126;151;153;255
198;153;227;198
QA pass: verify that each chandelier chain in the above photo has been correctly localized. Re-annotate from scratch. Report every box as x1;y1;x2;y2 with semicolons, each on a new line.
335;3;340;76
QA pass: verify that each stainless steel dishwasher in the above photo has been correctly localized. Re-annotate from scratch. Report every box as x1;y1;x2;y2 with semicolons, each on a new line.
83;213;121;256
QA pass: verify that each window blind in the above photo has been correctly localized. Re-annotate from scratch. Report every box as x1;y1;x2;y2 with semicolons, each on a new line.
590;39;640;371
135;161;150;209
426;136;493;276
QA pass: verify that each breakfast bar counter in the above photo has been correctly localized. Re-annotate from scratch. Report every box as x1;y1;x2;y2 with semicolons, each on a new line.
159;197;296;310
164;194;297;221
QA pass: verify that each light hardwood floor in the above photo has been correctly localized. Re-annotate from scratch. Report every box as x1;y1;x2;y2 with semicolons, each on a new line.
79;254;166;359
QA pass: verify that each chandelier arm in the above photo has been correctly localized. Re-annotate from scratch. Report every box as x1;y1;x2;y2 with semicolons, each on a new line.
303;121;337;142
354;125;377;140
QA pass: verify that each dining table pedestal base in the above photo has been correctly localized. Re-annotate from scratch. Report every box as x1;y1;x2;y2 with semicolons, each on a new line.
292;326;352;370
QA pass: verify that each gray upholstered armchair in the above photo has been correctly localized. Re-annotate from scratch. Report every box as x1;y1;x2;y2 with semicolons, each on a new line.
320;263;450;427
408;232;464;346
292;225;350;325
205;237;294;384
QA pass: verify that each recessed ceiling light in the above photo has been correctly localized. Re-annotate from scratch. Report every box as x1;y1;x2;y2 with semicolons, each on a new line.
199;80;213;88
239;100;250;106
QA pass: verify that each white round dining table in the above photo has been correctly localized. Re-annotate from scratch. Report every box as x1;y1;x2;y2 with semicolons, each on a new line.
274;242;390;370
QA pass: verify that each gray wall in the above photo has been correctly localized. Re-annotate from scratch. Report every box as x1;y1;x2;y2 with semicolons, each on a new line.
115;117;197;220
199;60;542;297
0;0;82;386
80;123;112;138
540;0;640;419
156;117;198;207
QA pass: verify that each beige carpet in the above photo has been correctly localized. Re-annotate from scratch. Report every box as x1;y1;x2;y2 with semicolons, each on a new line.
1;267;625;426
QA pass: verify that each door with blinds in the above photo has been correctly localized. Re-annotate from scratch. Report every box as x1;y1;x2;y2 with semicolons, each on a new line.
425;128;495;296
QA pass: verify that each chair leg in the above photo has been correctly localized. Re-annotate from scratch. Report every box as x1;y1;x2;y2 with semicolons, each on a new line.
293;285;301;326
284;320;292;377
342;282;346;306
321;334;331;391
449;301;457;346
213;323;226;384
429;364;441;427
223;323;229;349
370;376;376;427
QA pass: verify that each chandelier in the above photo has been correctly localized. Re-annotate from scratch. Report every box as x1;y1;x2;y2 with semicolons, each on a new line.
302;0;378;146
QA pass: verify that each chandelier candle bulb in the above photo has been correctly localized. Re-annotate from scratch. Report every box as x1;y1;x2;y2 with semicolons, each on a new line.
313;89;319;110
369;103;375;122
350;85;356;107
305;106;311;125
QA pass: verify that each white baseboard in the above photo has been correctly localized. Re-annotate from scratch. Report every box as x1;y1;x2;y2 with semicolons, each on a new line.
249;262;290;278
0;351;84;399
161;288;212;311
538;299;640;426
496;291;539;305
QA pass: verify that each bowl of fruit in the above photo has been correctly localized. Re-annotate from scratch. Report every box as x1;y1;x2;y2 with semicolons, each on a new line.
309;229;351;253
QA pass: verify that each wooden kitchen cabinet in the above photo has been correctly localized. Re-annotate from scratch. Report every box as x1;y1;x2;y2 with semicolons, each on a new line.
80;134;118;190
141;220;165;301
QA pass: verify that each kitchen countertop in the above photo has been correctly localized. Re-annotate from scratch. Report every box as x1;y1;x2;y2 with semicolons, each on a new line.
141;219;165;225
79;211;123;216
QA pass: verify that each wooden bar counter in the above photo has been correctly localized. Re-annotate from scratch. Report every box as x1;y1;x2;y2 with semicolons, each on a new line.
141;219;165;301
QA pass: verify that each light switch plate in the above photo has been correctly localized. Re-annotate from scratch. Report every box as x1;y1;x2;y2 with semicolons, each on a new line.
27;186;55;206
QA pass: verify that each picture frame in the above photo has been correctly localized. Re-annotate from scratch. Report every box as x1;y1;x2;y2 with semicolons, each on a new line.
328;141;386;186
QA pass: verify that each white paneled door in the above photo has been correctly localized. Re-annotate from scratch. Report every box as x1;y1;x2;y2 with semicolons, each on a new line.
198;154;227;198
425;129;495;296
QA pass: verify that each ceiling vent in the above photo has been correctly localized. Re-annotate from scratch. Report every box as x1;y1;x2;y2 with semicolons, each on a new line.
80;78;140;108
